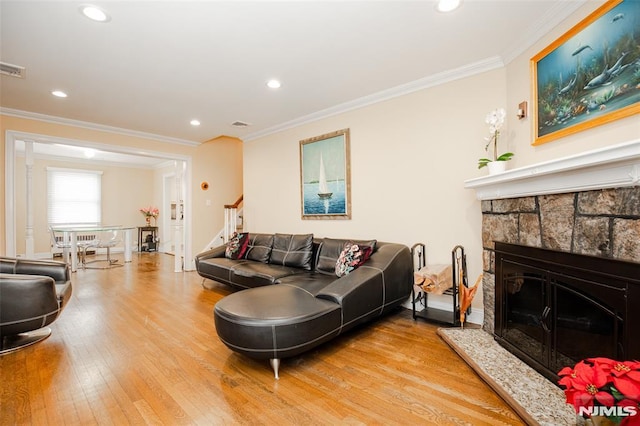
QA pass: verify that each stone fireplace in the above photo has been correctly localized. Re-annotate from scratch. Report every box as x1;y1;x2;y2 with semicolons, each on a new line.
481;185;639;333
465;140;640;334
454;139;640;420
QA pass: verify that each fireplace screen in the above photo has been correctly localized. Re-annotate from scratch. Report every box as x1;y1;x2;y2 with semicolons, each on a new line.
495;242;636;381
552;278;622;373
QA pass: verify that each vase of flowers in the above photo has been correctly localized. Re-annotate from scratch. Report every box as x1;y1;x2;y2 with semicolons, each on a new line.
558;358;640;425
477;107;514;174
140;206;159;226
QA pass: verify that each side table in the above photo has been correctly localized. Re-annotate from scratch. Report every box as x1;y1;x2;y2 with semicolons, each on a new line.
138;226;158;252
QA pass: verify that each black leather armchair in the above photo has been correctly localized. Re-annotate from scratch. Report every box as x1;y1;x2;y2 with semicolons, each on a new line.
0;257;73;354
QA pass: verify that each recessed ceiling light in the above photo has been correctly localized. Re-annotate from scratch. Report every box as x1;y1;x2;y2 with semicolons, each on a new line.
266;79;282;89
190;119;201;126
80;4;111;22
51;90;68;98
436;0;461;13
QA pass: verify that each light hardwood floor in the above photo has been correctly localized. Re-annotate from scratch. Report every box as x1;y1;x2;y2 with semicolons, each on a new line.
0;253;523;425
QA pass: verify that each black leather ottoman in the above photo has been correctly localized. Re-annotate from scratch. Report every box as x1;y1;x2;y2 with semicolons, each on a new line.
214;284;342;378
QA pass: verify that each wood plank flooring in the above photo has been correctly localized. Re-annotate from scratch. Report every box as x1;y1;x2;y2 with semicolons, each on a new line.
0;253;524;425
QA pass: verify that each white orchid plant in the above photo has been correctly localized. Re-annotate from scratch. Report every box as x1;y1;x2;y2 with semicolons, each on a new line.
478;108;514;169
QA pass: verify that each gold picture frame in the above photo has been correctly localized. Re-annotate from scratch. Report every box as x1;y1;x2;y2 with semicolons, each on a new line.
299;129;351;220
531;0;640;146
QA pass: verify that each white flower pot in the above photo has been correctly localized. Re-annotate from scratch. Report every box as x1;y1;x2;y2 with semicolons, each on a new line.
487;161;507;175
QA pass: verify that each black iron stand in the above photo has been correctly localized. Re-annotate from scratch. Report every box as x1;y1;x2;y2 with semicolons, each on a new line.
411;244;470;326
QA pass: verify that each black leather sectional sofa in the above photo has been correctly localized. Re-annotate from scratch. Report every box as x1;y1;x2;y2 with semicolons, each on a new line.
195;233;412;378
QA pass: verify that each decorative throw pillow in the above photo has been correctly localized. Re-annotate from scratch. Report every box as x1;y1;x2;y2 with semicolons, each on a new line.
225;232;249;260
335;242;373;277
317;238;377;275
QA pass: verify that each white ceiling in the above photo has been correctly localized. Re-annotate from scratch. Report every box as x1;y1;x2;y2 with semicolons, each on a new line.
1;1;587;146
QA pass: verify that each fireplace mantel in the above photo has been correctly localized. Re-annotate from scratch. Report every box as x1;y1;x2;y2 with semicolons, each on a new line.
464;139;640;200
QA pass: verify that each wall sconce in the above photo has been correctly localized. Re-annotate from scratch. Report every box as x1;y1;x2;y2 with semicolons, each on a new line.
517;101;527;120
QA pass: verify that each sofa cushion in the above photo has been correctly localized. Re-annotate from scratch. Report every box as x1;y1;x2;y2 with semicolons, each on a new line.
316;238;377;275
197;257;250;286
270;233;314;271
335;242;374;277
244;233;274;263
230;262;306;288
225;232;249;260
278;272;338;296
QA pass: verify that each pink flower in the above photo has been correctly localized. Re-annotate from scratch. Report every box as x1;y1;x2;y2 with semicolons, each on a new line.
140;206;159;218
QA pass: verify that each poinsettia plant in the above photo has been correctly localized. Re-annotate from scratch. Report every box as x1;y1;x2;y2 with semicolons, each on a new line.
558;358;640;425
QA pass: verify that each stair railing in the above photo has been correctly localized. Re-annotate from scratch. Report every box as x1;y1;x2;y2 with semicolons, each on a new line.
201;195;243;252
223;195;243;243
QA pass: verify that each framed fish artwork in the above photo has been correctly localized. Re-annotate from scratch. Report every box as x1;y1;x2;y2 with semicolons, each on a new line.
531;0;640;146
299;129;351;220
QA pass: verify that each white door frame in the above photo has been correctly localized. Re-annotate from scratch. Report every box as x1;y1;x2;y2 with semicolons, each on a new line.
161;172;176;254
4;129;193;271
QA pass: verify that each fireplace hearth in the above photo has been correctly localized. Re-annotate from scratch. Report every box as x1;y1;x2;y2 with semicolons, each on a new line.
494;242;640;381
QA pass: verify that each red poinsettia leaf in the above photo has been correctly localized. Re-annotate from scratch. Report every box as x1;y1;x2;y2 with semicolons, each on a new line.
614;377;640;401
575;361;595;383
575;392;595;410
610;362;640;377
617;399;640;424
595;391;615;406
618;399;639;408
559;375;578;389
593;363;611;387
621;412;640;426
558;366;574;376
626;371;640;382
589;357;616;366
563;388;577;405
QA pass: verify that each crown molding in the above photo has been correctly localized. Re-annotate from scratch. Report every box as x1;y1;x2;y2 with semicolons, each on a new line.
501;0;589;65
0;107;200;147
243;56;504;142
243;2;592;142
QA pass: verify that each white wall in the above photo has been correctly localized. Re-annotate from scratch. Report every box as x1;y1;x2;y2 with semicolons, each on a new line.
243;1;640;319
244;68;508;312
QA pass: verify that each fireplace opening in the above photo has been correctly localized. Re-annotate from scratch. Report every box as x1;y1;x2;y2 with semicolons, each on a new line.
494;242;640;382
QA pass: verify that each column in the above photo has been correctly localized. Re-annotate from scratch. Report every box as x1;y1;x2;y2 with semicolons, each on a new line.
25;141;34;257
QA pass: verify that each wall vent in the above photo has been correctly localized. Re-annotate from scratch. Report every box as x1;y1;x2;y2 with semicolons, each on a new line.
231;121;251;128
0;62;26;78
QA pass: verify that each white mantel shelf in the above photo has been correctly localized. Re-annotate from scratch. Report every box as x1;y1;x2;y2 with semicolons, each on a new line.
464;139;640;200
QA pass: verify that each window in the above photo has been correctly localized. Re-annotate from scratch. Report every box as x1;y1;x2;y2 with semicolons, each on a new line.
47;167;102;225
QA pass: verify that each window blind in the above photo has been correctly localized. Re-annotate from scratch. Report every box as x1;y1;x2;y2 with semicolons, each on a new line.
47;167;103;225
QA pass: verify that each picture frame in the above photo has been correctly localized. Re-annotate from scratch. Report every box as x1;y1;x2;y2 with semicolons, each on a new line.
531;0;640;146
300;129;351;220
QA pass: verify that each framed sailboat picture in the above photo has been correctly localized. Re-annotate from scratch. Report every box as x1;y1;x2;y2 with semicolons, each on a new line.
300;129;351;220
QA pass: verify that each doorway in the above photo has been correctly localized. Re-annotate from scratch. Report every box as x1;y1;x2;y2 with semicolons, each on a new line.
4;130;193;270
